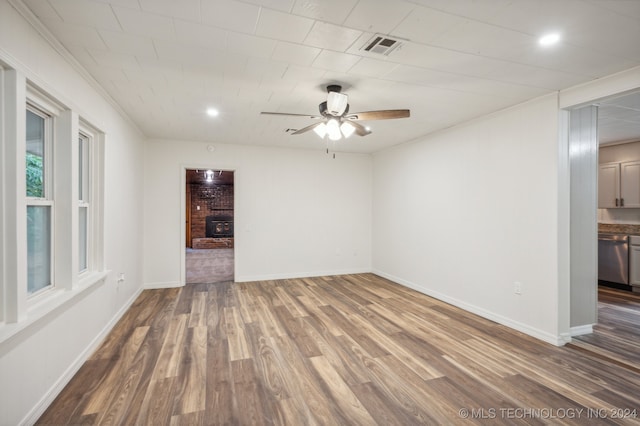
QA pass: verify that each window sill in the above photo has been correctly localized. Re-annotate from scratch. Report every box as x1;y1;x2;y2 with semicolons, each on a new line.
0;270;110;345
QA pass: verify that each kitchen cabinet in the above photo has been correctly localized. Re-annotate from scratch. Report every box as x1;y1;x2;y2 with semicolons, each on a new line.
599;163;620;208
598;160;640;208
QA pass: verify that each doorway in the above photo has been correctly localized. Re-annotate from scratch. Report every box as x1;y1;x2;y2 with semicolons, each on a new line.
567;90;640;365
184;168;235;284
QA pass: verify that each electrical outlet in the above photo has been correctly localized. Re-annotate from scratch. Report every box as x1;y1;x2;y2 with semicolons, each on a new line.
514;281;522;295
117;273;125;283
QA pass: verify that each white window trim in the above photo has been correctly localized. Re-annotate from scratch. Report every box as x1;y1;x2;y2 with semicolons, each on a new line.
0;72;108;344
78;119;105;280
0;65;5;324
78;130;90;275
25;102;55;300
26;104;54;199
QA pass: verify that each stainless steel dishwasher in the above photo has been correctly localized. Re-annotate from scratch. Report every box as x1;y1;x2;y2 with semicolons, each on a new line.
598;233;629;284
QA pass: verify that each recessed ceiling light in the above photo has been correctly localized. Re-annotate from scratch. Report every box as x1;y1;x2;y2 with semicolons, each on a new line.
539;33;561;47
206;108;219;117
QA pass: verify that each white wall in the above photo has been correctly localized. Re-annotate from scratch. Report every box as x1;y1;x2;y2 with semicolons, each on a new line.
143;139;372;286
0;1;145;425
600;140;640;164
372;94;562;344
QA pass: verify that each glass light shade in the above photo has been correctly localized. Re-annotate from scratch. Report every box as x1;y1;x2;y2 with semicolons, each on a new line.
313;122;327;138
340;121;356;138
326;119;342;141
327;92;348;116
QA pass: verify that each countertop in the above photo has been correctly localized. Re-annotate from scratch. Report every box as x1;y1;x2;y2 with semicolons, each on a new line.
598;223;640;235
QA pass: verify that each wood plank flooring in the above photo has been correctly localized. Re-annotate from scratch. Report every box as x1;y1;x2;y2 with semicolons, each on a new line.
569;286;640;373
38;274;640;425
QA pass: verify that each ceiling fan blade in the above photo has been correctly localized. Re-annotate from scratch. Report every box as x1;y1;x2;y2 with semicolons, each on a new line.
347;121;372;136
345;109;410;121
291;121;325;135
261;112;322;119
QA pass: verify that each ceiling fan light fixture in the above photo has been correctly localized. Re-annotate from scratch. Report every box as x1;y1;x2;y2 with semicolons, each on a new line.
327;91;348;116
313;122;327;138
260;84;410;141
326;119;342;141
340;121;356;138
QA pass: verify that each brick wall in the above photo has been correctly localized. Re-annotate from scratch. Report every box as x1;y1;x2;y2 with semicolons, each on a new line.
190;184;234;240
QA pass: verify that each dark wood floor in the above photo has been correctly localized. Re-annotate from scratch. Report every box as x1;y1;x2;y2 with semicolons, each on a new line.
569;286;640;373
38;274;640;425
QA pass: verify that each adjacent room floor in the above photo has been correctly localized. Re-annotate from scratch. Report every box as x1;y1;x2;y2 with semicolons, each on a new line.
185;248;234;284
38;274;640;425
569;286;640;373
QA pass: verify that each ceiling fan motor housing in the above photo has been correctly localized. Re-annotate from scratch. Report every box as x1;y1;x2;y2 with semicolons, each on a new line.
260;82;409;138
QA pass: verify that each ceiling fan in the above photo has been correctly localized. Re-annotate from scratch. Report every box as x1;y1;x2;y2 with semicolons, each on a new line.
261;85;410;141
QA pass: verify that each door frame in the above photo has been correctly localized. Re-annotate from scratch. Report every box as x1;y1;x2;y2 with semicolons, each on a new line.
180;164;237;286
560;71;640;341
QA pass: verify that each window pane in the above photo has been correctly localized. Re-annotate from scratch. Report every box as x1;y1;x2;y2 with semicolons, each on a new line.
27;206;51;294
79;136;84;200
79;206;88;272
26;110;45;198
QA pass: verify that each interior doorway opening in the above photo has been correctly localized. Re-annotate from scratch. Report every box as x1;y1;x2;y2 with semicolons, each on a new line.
565;89;640;370
185;168;235;284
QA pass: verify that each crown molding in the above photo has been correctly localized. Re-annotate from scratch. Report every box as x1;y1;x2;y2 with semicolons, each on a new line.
599;138;640;147
6;0;144;137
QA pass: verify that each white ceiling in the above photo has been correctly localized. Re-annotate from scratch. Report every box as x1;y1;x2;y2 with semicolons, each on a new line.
18;0;640;153
598;90;640;145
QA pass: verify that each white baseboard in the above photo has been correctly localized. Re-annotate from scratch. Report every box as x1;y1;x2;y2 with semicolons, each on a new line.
559;332;573;345
373;270;567;347
235;267;371;283
570;324;594;337
21;287;143;426
144;281;183;289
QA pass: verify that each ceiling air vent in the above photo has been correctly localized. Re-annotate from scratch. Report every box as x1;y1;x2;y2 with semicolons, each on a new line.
361;34;403;56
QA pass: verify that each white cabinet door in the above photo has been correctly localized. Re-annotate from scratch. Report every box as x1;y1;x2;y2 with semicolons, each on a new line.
598;163;620;208
620;160;640;208
630;244;640;285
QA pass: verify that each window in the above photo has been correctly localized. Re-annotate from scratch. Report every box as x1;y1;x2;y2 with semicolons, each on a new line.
78;132;90;273
26;106;54;295
1;71;106;343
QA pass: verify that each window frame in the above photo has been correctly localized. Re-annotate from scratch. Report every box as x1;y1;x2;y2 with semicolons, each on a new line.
0;70;108;344
77;118;105;285
25;102;55;299
0;64;5;324
78;129;91;275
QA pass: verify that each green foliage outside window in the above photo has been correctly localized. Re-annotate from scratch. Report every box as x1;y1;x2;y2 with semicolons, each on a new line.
26;152;44;197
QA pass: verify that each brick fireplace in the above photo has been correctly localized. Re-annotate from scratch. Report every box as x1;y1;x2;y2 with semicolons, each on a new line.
187;173;234;249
